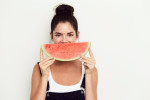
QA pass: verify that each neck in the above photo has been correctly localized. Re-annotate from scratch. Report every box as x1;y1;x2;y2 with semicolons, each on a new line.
51;59;82;72
54;60;80;66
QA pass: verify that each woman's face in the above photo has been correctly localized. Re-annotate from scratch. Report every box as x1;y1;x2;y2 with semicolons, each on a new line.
50;22;79;44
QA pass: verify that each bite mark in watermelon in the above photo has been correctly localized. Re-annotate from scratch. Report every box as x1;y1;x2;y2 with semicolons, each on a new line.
41;42;91;61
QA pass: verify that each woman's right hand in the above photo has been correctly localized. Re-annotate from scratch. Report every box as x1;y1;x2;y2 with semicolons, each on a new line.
39;48;55;78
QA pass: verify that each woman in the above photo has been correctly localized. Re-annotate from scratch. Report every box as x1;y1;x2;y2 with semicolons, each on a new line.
30;4;98;100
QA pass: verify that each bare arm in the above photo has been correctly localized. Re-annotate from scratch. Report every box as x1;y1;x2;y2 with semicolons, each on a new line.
85;67;98;100
30;64;49;100
30;48;54;100
80;48;98;100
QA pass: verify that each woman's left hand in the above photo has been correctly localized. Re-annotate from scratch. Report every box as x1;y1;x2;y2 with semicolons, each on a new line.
80;48;96;74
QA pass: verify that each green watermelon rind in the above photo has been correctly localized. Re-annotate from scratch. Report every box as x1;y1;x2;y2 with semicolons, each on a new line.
41;42;91;61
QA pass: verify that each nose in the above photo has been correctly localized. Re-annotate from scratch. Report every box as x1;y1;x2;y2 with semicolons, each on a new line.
61;36;68;43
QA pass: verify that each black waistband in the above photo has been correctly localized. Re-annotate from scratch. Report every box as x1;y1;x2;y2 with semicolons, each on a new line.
37;62;85;91
45;90;85;100
47;90;83;95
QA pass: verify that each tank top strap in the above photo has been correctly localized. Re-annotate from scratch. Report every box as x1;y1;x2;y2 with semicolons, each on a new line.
80;74;85;89
37;62;50;91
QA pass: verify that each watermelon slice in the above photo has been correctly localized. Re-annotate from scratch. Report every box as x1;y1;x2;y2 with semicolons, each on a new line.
41;42;91;61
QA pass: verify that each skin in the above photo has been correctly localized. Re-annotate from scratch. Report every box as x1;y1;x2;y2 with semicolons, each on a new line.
30;21;98;100
49;21;81;69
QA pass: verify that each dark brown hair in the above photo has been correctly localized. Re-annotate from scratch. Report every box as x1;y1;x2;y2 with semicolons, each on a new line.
51;4;78;39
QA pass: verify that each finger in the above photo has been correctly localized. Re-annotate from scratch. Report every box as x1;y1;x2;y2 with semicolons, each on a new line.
80;59;87;63
83;63;90;68
43;60;55;67
80;59;94;65
88;48;94;58
84;63;93;68
40;59;55;67
40;48;44;61
80;55;90;60
41;56;54;64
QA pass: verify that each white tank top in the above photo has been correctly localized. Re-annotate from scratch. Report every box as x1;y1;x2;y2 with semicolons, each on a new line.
46;63;85;93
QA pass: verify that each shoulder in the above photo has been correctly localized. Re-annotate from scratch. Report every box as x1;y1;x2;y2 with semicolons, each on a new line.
32;63;41;79
31;63;41;88
33;63;40;73
30;63;41;99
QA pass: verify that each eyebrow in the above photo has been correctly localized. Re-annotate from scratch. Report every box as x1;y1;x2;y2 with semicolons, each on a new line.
55;32;74;34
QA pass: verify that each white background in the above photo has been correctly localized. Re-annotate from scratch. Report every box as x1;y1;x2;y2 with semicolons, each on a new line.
0;0;150;100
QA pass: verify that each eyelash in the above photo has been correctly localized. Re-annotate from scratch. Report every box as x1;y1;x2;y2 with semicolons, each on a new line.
55;35;60;37
68;34;73;36
55;34;73;37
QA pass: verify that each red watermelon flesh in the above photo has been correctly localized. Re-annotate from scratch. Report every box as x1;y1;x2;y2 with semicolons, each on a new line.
41;42;91;61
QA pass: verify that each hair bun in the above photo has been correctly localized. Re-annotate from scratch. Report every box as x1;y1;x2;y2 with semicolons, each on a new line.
56;4;74;15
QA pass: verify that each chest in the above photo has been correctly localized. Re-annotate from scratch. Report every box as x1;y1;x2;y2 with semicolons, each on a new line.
50;65;82;86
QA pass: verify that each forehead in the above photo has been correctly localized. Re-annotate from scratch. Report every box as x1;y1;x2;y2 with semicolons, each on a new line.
54;22;75;34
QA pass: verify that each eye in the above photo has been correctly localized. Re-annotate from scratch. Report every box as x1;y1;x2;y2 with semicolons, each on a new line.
68;34;73;37
55;35;60;37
